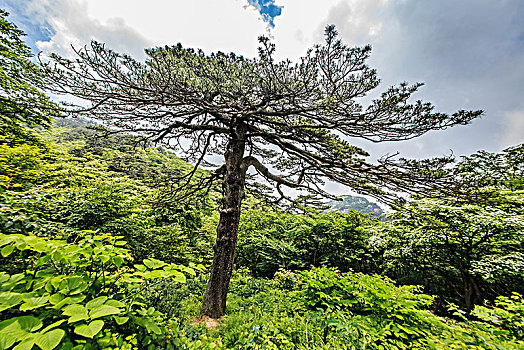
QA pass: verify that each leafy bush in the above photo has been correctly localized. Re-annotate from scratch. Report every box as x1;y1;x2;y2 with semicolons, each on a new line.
192;267;524;349
0;231;196;349
0;143;47;191
237;210;376;277
142;274;208;319
227;267;268;299
473;292;524;340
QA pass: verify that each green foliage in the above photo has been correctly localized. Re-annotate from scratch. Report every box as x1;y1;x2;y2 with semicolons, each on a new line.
237;210;376;277
1;121;523;348
370;145;524;309
0;119;216;267
453;143;524;191
227;267;269;299
0;231;196;349
295;267;437;349
0;143;46;190
473;293;524;341
187;267;524;349
0;10;57;146
372;193;524;307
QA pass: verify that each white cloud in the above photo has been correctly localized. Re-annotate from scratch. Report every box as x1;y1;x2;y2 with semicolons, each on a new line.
501;110;524;148
29;0;271;60
316;0;391;45
69;0;268;57
30;0;151;59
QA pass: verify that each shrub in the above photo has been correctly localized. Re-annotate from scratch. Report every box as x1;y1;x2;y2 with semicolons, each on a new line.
0;231;197;349
198;267;524;349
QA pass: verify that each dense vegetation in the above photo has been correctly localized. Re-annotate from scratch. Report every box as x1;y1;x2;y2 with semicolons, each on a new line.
1;10;523;349
44;21;482;318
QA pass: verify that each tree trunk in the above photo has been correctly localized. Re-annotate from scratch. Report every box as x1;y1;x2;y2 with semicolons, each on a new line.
201;125;247;318
462;272;482;311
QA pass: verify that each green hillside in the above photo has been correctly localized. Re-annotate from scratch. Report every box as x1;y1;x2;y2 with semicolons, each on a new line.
2;118;522;349
327;195;384;215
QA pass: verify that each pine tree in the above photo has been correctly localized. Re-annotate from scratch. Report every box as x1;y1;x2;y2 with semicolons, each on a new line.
45;26;482;317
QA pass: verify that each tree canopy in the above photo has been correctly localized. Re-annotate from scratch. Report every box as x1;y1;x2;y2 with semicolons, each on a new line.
373;144;524;310
45;26;481;206
0;10;57;145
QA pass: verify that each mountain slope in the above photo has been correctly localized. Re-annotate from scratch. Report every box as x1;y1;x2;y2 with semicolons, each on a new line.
327;195;384;215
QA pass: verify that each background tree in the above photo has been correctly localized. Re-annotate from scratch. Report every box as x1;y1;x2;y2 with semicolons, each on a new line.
44;26;482;317
236;209;376;277
372;144;524;310
0;10;57;145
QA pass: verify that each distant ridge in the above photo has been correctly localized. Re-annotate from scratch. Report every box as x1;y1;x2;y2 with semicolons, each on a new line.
326;195;384;215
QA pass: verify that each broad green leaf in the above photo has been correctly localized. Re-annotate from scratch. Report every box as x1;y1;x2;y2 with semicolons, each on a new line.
0;235;16;247
0;330;18;350
20;295;49;311
143;320;162;335
34;329;65;350
62;304;86;316
48;293;64;305
181;266;196;276
40;320;66;334
105;299;126;308
44;281;53;294
13;337;36;350
51;297;71;310
15;241;27;251
0;292;23;312
36;255;51;267
0;272;9;283
68;277;88;294
0;316;41;349
112;256;123;267
99;254;110;264
1;244;15;257
62;304;89;323
51;295;85;310
10;274;25;283
171;271;186;284
51;251;62;262
143;258;167;270
89;305;121;319
15;316;43;332
85;296;107;309
68;313;89;323
69;295;86;304
113;316;129;325
59;277;87;295
0;318;27;349
134;264;146;272
50;277;63;289
32;241;49;253
74;320;104;339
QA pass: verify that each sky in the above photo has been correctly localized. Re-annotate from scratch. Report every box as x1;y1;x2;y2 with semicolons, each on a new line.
2;0;523;196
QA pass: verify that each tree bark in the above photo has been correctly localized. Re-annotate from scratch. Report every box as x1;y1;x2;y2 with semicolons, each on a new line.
201;124;247;318
462;272;482;311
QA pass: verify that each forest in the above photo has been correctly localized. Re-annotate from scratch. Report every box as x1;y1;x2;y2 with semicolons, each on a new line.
1;9;523;350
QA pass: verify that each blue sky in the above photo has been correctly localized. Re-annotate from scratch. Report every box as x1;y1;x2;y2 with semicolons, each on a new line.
246;0;282;27
1;0;523;196
1;0;54;52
